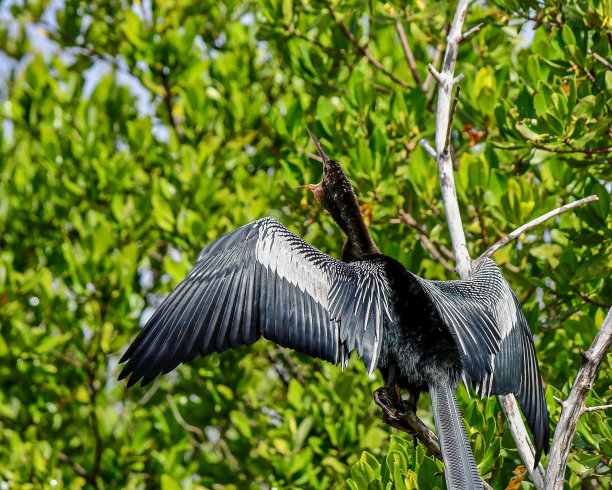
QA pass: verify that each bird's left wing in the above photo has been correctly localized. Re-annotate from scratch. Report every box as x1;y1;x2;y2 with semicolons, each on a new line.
119;217;392;387
411;258;549;463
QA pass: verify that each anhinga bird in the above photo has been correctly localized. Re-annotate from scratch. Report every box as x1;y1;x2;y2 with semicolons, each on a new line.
120;129;549;489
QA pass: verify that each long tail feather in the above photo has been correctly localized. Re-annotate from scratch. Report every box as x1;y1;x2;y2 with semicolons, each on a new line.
430;382;483;490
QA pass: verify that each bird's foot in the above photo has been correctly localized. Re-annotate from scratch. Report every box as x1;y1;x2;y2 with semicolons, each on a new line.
373;386;401;418
374;387;417;436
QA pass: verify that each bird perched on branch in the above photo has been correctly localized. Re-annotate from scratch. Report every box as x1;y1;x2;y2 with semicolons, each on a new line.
119;129;549;489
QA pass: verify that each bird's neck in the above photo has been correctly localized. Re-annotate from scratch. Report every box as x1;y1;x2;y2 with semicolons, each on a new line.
329;194;380;261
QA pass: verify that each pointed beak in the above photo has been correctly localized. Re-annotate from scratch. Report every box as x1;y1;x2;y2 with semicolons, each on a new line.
296;184;317;191
306;126;329;164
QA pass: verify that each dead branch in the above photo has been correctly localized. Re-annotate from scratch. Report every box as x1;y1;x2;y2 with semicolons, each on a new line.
473;195;599;269
419;1;546;486
544;308;612;489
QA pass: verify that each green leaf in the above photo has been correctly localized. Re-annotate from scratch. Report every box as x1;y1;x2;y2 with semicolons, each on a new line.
561;25;577;46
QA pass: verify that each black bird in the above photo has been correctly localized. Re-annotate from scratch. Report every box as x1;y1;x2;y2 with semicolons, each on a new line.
119;130;549;489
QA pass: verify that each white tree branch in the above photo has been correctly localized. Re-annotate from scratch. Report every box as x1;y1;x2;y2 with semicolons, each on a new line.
428;0;473;280
422;1;547;486
582;403;612;413
473;195;599;269
544;308;612;489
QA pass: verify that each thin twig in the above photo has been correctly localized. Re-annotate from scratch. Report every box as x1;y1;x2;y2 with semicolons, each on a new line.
583;403;612;413
135;379;160;408
445;85;461;151
395;21;423;88
474;195;599;269
166;393;206;440
398;211;456;272
427;63;444;85
284;24;354;56
423;37;445;91
326;4;411;89
58;452;96;485
587;49;612;70
575;290;611;308
532;143;612;154
458;22;484;43
544;308;612;489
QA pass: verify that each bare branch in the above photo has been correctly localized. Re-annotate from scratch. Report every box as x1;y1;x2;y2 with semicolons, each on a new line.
419;138;437;159
431;0;473;280
458;22;484;43
166;393;206;440
544;308;612;489
474;195;599;269
533;142;612;154
445;85;461;152
583;403;612;413
326;4;411;89
427;1;545;485
499;395;545;488
395;21;423;88
427;63;444;85
575;289;611;308
423;37;445;91
587;48;612;70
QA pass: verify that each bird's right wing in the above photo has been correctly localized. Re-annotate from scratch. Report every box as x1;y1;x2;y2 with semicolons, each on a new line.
119;217;392;387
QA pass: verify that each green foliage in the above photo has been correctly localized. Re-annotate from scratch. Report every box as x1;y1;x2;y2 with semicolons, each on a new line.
0;0;610;488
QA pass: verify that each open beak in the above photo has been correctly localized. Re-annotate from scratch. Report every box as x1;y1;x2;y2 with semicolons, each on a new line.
306;127;329;164
298;127;328;192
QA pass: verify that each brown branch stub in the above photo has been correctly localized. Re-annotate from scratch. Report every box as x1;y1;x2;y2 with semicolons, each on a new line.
544;308;612;489
474;195;599;269
445;85;462;152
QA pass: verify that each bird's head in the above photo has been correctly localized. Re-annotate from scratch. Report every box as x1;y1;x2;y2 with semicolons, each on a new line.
298;128;356;215
298;127;379;259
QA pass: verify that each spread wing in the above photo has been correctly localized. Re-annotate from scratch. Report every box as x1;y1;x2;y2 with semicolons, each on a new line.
411;258;549;464
119;217;392;387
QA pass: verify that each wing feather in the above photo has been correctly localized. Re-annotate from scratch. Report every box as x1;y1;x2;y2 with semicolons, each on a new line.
120;217;391;387
411;258;549;463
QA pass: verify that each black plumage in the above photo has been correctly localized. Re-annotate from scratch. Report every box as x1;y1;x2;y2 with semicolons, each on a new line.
120;130;549;489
